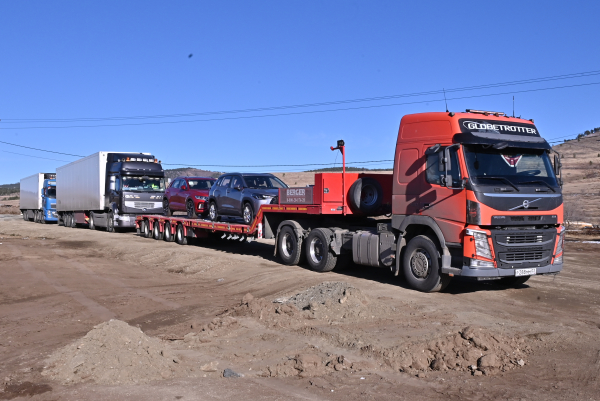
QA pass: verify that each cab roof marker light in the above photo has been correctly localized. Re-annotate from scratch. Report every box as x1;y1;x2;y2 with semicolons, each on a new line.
466;109;506;116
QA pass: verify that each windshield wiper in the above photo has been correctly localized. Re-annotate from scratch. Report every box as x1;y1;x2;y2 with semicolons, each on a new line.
520;180;556;193
474;176;520;192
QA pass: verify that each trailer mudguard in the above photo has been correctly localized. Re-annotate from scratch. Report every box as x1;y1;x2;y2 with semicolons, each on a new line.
273;220;305;257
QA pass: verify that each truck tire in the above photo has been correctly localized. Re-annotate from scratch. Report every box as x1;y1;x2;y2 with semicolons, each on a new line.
348;177;383;215
89;213;96;230
141;219;151;238
499;276;530;287
106;212;115;233
163;199;172;216
208;202;220;222
163;222;175;242
153;221;163;240
175;223;188;245
65;214;71;228
242;203;254;225
186;200;198;219
41;212;46;224
402;235;451;292
277;225;303;265
305;228;337;272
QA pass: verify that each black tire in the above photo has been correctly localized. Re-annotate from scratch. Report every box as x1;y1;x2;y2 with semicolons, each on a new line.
163;222;175;242
89;213;96;230
153;221;163;240
139;220;147;237
242;202;254;225
348;177;384;215
208;201;220;222
175;223;188;245
186;200;198;219
277;225;303;265
22;211;27;221
65;214;71;228
163;198;172;216
106;212;115;233
142;219;152;238
305;228;337;272
499;275;531;287
41;212;46;224
402;235;451;293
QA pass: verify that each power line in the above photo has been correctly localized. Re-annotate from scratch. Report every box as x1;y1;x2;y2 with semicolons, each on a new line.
0;150;71;162
4;69;600;124
161;159;394;168
0;140;85;157
3;81;600;130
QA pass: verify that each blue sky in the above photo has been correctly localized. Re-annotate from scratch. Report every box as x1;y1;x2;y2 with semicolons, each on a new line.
1;1;599;184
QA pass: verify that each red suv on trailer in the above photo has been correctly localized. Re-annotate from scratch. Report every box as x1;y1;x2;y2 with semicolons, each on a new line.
163;176;216;218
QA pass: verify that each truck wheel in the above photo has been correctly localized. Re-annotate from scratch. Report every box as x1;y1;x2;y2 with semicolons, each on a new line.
64;214;71;228
305;228;337;272
89;213;96;230
499;276;530;287
277;226;303;265
348;177;383;215
186;200;198;219
402;235;451;292
41;212;46;224
208;202;220;222
163;199;172;216
242;203;254;225
163;222;175;242
106;212;115;233
175;223;188;245
142;219;152;238
153;221;163;240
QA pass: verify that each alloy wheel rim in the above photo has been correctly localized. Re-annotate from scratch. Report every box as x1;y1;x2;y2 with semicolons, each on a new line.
309;237;324;264
243;206;252;223
281;233;293;258
187;202;194;217
209;204;216;220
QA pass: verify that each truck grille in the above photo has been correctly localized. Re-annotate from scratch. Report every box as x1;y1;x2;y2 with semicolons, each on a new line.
50;203;56;209
503;251;544;262
505;234;543;244
134;202;155;209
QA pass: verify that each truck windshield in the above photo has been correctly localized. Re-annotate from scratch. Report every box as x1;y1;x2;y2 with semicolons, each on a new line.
463;145;558;188
122;176;165;192
47;188;56;198
243;176;288;189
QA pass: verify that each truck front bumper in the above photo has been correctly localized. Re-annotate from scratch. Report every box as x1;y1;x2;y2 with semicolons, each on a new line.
442;263;563;278
114;214;139;228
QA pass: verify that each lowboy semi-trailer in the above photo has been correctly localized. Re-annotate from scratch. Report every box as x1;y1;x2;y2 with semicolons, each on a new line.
137;110;565;292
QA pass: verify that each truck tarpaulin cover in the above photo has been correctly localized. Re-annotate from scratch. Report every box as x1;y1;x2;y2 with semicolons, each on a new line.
454;119;549;148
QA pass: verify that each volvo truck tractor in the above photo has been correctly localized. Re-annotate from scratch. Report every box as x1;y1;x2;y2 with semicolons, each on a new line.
20;173;58;223
57;152;165;231
137;110;564;292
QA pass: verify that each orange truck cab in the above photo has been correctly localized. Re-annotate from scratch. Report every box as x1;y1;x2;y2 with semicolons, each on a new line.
389;110;564;291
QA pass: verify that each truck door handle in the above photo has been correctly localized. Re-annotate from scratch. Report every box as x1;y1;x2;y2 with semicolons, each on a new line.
422;203;431;209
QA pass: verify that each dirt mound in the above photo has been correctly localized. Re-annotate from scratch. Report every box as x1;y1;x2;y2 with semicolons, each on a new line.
284;282;361;310
42;320;183;385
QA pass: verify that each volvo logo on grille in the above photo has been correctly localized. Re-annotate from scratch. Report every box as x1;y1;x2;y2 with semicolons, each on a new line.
509;198;542;211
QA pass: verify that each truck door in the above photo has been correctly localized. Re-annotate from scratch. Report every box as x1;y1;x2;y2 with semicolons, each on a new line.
393;147;421;215
420;144;467;242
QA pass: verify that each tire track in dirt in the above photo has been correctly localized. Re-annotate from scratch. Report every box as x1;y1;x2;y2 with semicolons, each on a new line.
9;245;116;321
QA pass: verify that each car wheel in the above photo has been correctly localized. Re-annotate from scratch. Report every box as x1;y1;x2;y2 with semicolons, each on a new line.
163;199;172;216
186;200;198;219
208;201;220;222
305;228;337;272
402;235;451;292
242;202;254;225
176;223;188;245
277;225;303;265
163;222;175;242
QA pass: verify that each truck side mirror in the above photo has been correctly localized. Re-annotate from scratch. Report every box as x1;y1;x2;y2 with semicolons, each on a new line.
109;176;116;191
554;154;561;176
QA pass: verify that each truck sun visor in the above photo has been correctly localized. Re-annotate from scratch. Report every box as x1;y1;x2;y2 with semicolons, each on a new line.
453;119;550;149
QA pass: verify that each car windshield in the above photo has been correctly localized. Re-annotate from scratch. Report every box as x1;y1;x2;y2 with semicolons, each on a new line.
122;176;165;192
187;179;214;190
463;145;558;187
47;187;56;198
243;175;288;189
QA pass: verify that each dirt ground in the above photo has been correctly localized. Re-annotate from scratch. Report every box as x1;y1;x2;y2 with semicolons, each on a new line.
1;214;600;400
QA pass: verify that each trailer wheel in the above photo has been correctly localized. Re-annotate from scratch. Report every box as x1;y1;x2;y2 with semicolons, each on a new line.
277;226;303;265
163;222;175;242
142;219;152;238
242;203;254;225
153;221;163;240
175;223;188;245
89;213;96;230
64;214;71;228
163;199;172;216
208;202;220;222
186;200;198;219
348;177;383;215
305;228;337;272
499;276;530;287
402;235;451;292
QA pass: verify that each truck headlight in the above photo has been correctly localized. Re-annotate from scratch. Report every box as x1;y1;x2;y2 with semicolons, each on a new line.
194;196;208;201
553;226;565;264
466;228;493;260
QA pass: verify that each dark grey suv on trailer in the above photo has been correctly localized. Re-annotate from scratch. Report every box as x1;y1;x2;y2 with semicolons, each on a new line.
208;173;288;224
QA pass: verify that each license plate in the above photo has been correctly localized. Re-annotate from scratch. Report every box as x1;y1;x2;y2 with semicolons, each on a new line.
515;268;536;277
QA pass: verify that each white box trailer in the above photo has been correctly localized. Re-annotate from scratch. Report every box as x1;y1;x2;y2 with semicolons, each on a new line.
20;173;44;210
56;152;111;212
